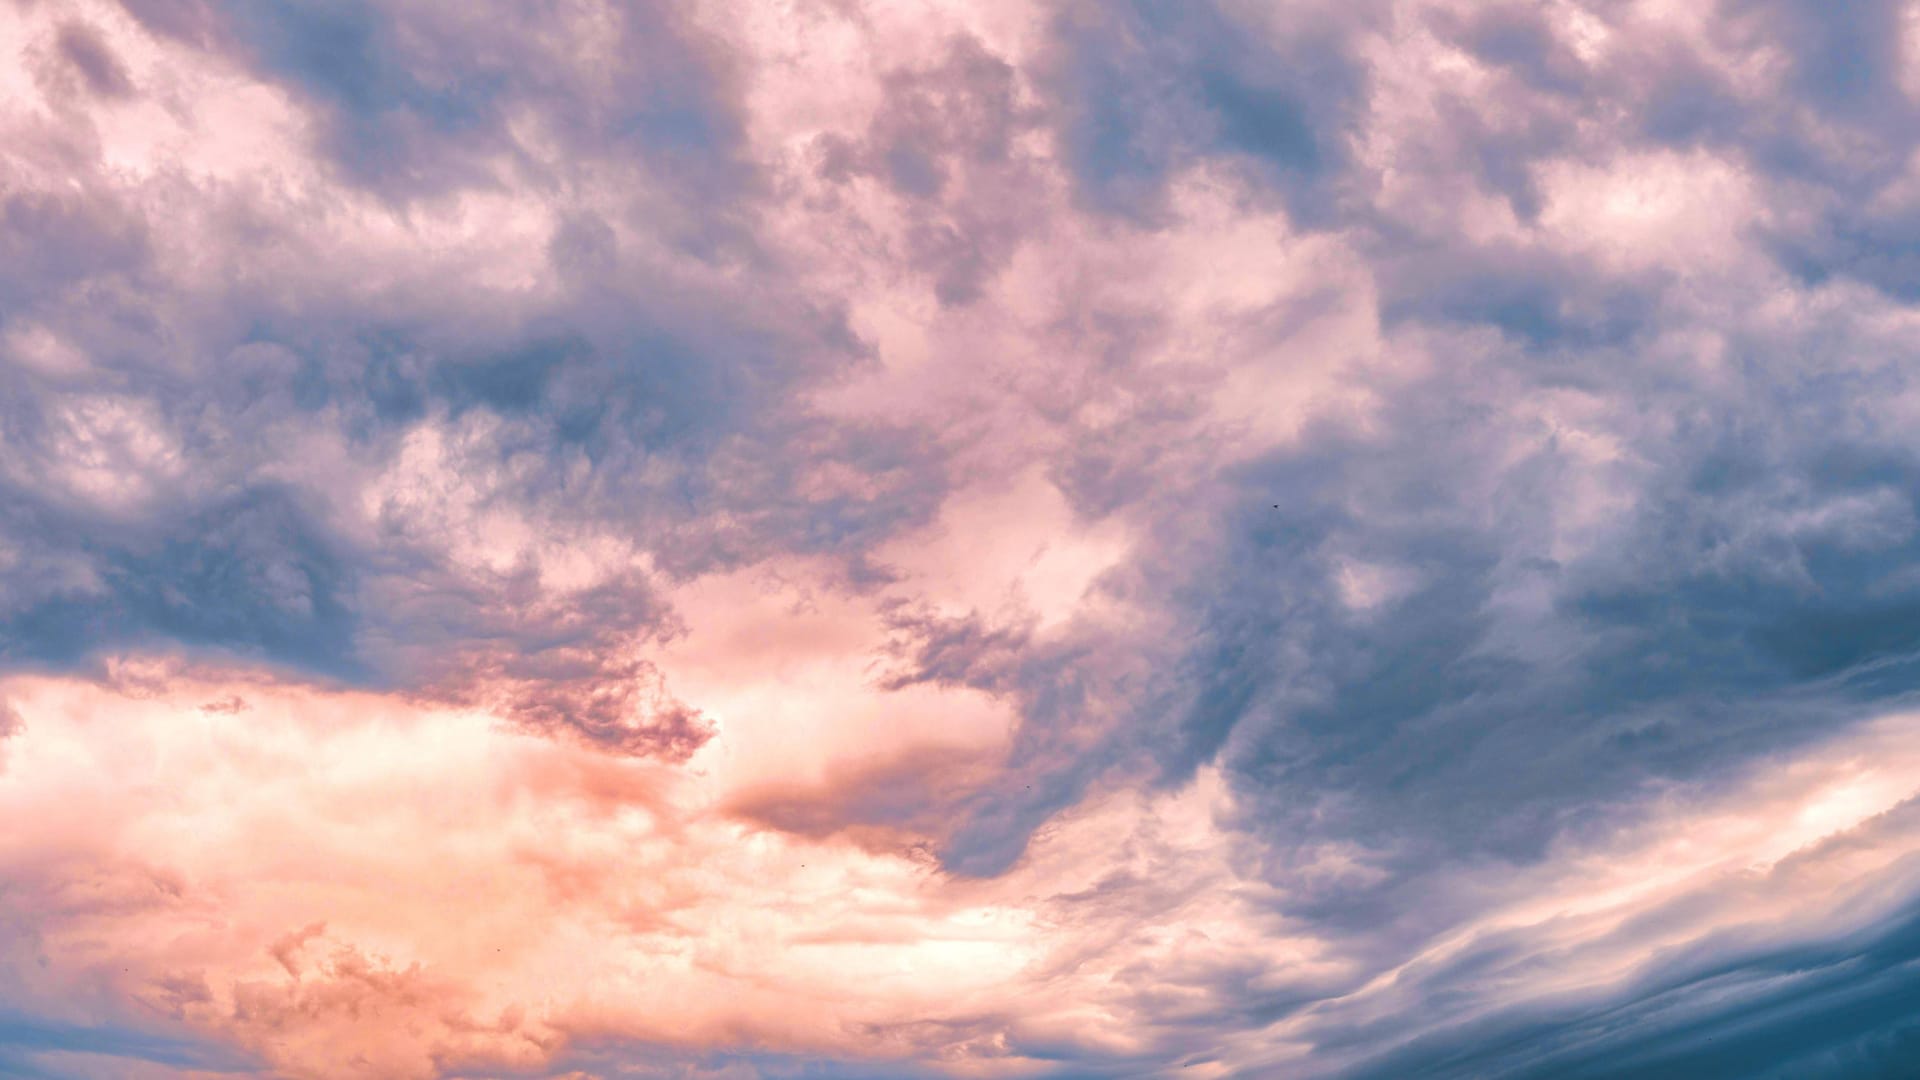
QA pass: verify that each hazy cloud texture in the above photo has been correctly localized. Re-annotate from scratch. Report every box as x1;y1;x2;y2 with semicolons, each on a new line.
6;1;1920;1077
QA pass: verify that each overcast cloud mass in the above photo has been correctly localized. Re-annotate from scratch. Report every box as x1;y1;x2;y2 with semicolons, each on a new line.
7;0;1920;1077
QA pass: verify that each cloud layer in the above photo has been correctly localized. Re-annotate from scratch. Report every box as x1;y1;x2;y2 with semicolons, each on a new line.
8;0;1920;1076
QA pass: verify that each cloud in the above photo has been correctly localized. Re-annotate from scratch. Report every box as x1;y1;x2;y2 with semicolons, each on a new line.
813;33;1043;305
48;21;136;100
1043;0;1377;225
0;0;942;753
0;1010;252;1077
0;483;362;677
7;0;1920;1075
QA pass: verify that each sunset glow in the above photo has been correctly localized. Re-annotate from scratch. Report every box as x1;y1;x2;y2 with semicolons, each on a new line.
8;2;1920;1077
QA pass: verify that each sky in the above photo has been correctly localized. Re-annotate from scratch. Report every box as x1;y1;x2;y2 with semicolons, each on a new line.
6;0;1920;1077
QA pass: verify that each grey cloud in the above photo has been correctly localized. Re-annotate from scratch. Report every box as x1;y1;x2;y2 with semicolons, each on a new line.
0;4;945;757
725;744;1002;853
0;189;148;318
53;22;134;99
902;0;1920;913
0;222;921;745
815;34;1042;304
0;696;19;776
917;315;1920;880
1043;0;1375;226
0;483;364;680
125;0;516;196
879;17;1920;1051
114;0;223;49
1723;0;1910;118
15;1;1920;1073
1593;3;1920;300
1436;5;1589;98
121;0;757;224
1374;234;1666;348
1768;201;1920;302
1323;801;1920;1079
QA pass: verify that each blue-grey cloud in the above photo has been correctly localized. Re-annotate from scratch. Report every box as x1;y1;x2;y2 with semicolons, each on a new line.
814;34;1041;305
0;1009;256;1078
13;1;1920;1075
0;2;949;759
859;2;1920;1072
1044;0;1375;225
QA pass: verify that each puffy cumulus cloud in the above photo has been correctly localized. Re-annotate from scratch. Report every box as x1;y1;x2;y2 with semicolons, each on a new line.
10;0;1920;1076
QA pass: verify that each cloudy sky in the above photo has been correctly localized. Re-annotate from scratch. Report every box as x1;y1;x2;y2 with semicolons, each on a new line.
7;0;1920;1077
